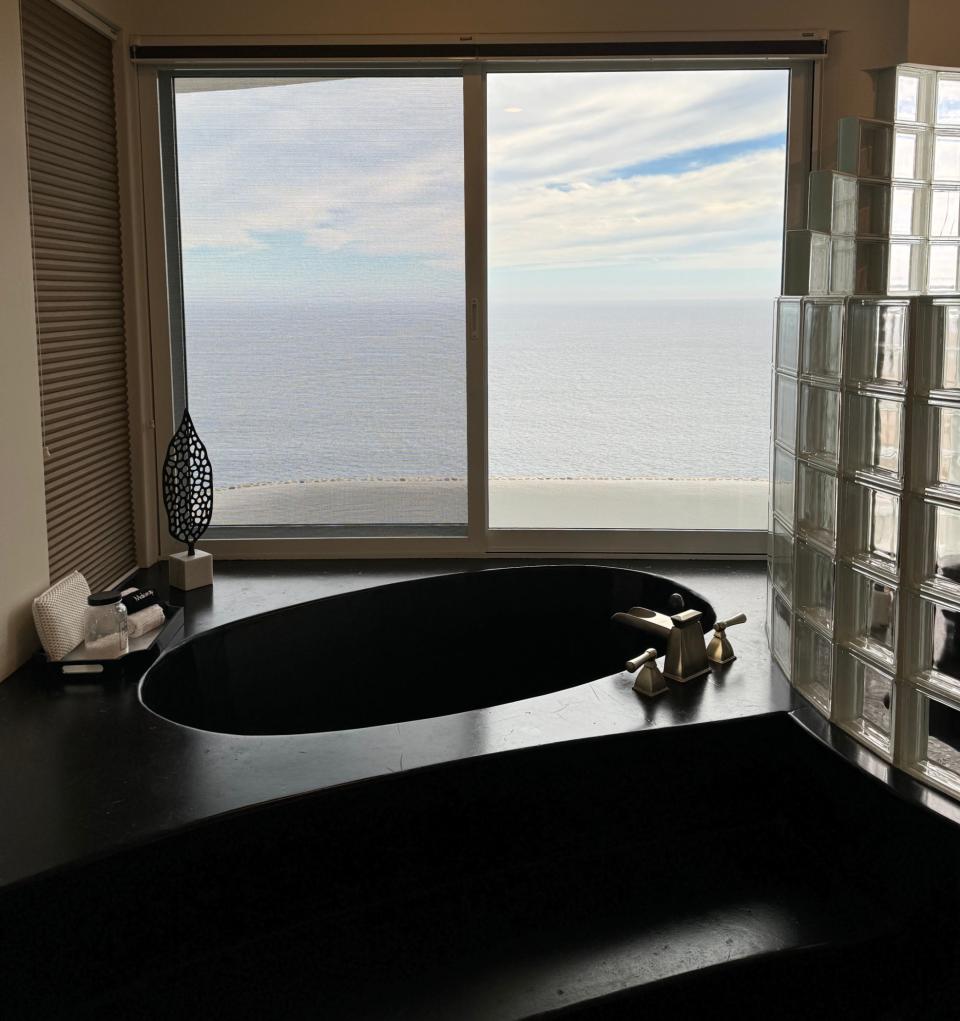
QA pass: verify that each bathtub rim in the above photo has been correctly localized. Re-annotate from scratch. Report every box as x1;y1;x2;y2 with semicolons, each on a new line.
136;561;717;739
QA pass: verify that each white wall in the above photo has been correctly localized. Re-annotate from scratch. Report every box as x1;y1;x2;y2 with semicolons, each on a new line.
0;0;49;679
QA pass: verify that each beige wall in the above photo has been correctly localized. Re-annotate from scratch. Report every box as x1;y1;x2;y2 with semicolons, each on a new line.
907;0;960;65
0;0;49;679
125;0;895;40
123;0;914;167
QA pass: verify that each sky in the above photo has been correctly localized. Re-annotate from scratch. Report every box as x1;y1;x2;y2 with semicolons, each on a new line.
174;69;789;305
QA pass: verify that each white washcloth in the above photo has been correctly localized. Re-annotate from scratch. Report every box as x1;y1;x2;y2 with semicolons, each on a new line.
128;603;166;639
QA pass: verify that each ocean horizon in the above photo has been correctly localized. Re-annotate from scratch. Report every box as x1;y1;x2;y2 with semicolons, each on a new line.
184;297;774;489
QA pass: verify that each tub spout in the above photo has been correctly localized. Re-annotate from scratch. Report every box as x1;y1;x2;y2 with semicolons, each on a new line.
610;606;674;639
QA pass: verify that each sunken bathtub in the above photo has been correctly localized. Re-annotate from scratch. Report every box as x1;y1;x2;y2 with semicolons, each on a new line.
139;565;716;736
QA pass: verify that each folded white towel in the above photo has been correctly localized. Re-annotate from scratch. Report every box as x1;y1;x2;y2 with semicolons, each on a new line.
128;603;166;639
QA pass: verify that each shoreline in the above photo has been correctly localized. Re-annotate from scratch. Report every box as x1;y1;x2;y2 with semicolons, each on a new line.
216;475;767;487
211;477;768;530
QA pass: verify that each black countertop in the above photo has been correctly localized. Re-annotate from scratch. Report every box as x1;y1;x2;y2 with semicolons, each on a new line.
0;559;782;889
0;557;951;894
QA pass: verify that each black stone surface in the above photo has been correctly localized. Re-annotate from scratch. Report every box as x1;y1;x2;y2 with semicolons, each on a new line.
0;559;785;890
4;559;960;1017
4;714;960;1019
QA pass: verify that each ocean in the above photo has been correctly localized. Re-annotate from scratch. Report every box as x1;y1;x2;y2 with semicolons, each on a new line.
184;298;773;489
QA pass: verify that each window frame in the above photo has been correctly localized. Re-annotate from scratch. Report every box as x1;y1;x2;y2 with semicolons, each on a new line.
138;52;819;560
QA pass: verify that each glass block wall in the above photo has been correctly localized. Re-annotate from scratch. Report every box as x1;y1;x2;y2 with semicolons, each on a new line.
768;63;960;800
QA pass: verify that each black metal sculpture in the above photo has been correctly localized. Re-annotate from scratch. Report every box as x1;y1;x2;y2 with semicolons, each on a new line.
162;409;213;556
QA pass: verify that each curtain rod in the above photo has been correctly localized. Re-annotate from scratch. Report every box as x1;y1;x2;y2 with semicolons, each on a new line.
131;38;828;63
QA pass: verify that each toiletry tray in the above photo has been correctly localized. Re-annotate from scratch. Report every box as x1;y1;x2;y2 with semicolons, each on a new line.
44;604;185;683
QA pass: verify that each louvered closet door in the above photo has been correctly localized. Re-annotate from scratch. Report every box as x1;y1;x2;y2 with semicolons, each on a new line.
20;0;136;590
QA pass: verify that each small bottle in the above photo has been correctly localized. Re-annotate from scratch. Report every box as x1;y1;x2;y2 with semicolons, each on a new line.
85;591;129;658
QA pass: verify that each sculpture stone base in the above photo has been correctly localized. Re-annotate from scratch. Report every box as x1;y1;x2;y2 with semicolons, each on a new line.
168;549;213;591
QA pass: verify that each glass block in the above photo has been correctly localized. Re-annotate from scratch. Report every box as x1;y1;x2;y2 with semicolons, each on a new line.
797;461;837;548
907;596;960;694
927;242;960;292
855;179;891;236
837;117;892;179
892;125;932;181
933;130;960;183
853;178;928;238
895;69;921;122
807;170;856;235
888;239;926;292
936;404;960;491
853;240;888;295
937;72;960;127
774;373;797;451
876;65;935;126
771;518;794;599
844;393;904;482
930;502;960;596
890;182;929;236
845;299;908;388
800;299;843;381
918;301;960;394
929;186;960;238
796;542;835;632
830;236;855;294
773;446;796;526
771;588;792;677
799;383;840;466
793;614;833;714
834;647;894;754
775;298;801;373
921;693;960;794
854;238;925;294
842;480;900;571
838;564;897;667
917;403;960;495
783;230;830;296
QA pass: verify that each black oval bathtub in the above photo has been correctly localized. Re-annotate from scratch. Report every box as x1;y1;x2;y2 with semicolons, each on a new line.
140;565;715;736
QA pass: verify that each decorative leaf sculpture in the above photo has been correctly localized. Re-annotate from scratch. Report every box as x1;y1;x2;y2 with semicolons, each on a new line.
162;409;213;556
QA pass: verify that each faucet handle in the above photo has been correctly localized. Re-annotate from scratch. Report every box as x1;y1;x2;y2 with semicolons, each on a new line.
626;648;666;697
706;612;747;664
626;648;657;672
715;612;747;631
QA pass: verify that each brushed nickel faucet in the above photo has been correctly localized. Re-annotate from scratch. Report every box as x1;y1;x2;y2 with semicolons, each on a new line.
612;605;710;682
613;603;748;683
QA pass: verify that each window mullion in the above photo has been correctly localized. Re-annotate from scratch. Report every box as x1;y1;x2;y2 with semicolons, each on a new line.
463;65;489;552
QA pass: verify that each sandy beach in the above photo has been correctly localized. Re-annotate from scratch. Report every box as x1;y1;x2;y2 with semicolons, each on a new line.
211;477;768;530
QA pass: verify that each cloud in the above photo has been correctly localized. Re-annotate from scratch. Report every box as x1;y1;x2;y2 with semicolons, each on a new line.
487;70;786;180
173;69;789;299
489;147;787;272
175;77;464;261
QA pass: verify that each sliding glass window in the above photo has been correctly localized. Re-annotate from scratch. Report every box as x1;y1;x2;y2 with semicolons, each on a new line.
487;69;789;532
165;74;467;537
157;61;808;552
